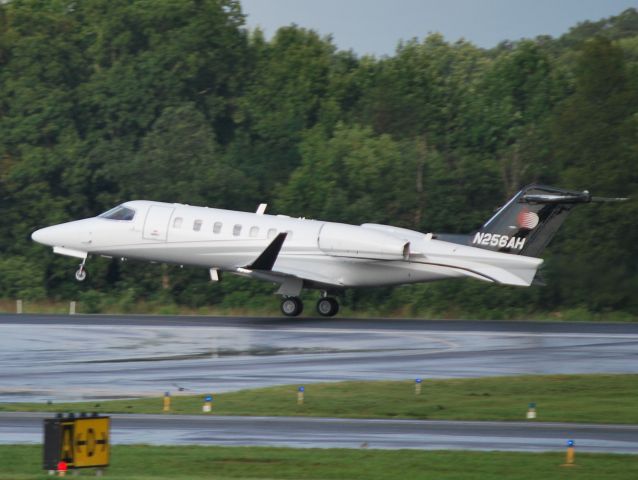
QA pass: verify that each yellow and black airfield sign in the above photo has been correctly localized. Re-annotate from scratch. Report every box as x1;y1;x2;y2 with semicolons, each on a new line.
43;415;110;470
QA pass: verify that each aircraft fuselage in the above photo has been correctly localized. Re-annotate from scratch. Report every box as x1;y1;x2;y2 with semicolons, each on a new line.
41;183;618;316
32;200;543;294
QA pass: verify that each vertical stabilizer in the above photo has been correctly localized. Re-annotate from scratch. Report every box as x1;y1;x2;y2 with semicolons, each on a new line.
469;185;593;257
469;185;625;257
435;185;625;257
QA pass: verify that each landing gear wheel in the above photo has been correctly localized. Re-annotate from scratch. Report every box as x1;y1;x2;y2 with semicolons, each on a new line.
280;297;303;317
75;266;87;282
316;297;339;317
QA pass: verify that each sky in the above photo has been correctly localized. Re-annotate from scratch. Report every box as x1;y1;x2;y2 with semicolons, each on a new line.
240;0;637;56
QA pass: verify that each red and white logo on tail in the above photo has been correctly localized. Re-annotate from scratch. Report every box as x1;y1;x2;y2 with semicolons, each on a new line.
517;210;540;230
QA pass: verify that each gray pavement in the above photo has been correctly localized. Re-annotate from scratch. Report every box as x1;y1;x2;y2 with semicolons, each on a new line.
0;314;636;402
1;412;637;453
0;314;637;452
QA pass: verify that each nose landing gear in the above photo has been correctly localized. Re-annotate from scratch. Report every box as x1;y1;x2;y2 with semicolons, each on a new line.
75;261;88;282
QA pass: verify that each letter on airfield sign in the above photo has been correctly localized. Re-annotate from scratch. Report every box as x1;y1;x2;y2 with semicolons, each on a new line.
61;422;74;463
73;417;110;467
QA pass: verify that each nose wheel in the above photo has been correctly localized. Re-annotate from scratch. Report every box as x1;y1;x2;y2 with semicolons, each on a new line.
75;263;88;282
316;297;339;317
280;297;303;317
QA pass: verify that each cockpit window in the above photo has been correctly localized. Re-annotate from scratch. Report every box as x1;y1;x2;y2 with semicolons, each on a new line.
99;205;136;221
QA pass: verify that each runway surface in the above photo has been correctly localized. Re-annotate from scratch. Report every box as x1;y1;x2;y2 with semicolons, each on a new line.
1;314;637;402
2;412;637;453
1;314;637;452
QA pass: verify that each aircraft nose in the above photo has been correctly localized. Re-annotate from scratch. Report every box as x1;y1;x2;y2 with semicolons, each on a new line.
32;219;95;248
31;226;54;246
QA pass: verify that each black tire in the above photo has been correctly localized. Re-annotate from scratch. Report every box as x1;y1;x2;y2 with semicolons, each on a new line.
75;268;88;282
280;297;303;317
316;297;339;317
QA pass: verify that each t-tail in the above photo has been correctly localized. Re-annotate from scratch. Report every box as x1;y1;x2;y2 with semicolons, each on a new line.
438;184;627;258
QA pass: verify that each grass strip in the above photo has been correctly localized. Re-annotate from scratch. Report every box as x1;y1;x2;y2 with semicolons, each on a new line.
1;444;637;480
2;374;637;424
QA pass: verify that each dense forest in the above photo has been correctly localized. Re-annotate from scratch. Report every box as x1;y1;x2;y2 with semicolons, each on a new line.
1;0;637;318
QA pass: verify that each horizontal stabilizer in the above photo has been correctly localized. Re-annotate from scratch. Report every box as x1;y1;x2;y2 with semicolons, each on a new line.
522;191;629;204
590;196;629;203
245;233;287;271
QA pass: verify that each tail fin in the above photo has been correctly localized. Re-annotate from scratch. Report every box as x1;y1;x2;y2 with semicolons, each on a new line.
464;184;625;257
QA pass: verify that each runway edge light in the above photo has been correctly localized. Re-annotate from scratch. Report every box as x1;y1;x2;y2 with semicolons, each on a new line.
163;391;171;413
527;402;536;419
415;378;422;395
203;395;213;413
297;386;305;405
561;439;577;467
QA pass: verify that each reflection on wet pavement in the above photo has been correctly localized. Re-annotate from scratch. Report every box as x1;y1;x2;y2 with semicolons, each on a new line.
0;318;637;402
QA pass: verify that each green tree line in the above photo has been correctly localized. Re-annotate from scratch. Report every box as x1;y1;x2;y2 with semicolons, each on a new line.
1;0;637;318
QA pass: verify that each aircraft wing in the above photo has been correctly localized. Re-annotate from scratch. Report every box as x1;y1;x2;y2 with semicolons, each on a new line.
236;233;342;294
239;267;342;290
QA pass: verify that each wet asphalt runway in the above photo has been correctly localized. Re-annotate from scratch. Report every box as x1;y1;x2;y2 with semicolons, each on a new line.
2;411;638;453
1;314;637;402
1;314;637;452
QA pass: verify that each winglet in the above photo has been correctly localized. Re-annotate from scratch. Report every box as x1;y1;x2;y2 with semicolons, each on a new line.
245;233;287;271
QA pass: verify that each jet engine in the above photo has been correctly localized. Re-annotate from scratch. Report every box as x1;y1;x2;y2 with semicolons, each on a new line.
318;223;409;260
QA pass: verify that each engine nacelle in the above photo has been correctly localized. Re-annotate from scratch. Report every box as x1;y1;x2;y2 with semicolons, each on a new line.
318;222;409;260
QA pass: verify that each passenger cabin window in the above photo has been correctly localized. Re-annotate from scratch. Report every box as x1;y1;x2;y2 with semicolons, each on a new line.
213;222;222;234
173;217;183;228
267;228;277;239
233;224;242;236
249;226;259;238
193;220;202;232
99;205;135;221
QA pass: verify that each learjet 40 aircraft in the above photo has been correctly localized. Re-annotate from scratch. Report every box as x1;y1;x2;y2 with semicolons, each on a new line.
31;185;625;317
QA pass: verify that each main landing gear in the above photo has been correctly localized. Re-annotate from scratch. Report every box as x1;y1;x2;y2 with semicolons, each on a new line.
316;297;339;317
279;295;340;317
280;297;303;316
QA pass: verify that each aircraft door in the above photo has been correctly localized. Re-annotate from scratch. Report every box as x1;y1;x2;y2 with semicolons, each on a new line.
143;205;175;241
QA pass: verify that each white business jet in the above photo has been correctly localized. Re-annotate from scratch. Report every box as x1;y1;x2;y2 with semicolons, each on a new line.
31;185;624;317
